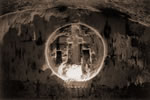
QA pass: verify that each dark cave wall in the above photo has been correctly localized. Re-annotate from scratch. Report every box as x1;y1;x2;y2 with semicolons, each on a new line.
0;8;150;97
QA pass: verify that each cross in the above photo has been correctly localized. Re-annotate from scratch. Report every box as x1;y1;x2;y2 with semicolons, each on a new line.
67;24;84;65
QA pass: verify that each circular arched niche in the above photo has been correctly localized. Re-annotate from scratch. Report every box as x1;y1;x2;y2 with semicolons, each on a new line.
45;23;106;82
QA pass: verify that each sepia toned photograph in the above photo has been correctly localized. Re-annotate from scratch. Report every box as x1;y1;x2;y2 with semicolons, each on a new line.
0;0;150;100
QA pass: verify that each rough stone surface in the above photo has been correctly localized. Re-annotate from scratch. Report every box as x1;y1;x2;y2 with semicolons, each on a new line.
0;1;150;99
1;0;150;26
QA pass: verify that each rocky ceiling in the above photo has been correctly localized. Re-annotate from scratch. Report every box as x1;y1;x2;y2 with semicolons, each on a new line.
0;0;150;27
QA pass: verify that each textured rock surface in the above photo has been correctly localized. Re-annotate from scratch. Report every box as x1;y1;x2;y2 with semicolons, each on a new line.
0;1;150;99
1;0;150;26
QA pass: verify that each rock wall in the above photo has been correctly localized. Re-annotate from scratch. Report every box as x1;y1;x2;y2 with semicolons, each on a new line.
0;7;150;98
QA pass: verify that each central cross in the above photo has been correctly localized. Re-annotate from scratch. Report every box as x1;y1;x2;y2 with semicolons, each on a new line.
67;24;84;65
